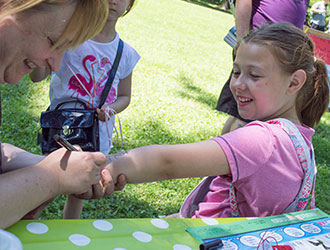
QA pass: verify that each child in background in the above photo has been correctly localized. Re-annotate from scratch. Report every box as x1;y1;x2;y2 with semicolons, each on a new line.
103;23;329;218
310;0;329;32
30;0;140;219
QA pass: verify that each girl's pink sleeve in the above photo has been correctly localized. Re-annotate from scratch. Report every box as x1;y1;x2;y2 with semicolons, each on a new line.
211;121;275;182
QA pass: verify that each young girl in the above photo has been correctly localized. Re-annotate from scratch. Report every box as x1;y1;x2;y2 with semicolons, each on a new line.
30;0;140;219
102;22;329;218
31;0;140;155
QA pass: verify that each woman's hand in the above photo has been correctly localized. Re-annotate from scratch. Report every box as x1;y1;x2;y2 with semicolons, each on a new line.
40;148;106;195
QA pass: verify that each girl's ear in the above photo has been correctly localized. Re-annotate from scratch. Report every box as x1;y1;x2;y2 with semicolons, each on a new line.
287;69;306;95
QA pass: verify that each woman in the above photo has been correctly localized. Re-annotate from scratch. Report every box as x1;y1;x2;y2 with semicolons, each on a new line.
0;0;122;229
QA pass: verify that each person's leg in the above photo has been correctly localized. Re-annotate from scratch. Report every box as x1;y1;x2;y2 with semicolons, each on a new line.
310;22;319;30
63;195;83;219
311;23;325;31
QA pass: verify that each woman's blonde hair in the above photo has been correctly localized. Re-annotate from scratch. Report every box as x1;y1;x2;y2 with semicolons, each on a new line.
0;0;109;50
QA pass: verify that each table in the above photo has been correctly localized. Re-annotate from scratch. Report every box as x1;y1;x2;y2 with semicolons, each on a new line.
6;217;245;249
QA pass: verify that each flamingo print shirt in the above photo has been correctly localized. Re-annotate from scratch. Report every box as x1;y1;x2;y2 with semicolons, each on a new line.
49;33;140;154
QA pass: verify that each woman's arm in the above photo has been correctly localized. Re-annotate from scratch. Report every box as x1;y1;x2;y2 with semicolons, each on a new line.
105;140;230;185
1;143;44;172
0;144;105;229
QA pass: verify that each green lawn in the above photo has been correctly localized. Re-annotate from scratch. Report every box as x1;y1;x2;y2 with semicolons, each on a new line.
0;0;329;219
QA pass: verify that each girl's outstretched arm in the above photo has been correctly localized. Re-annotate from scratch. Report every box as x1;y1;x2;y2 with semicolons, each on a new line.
105;140;230;185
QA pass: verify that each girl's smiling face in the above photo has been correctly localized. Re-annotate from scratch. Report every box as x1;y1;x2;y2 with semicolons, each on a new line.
230;42;295;121
0;4;75;84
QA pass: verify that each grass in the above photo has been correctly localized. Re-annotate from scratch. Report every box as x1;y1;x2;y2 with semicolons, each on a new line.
0;0;329;219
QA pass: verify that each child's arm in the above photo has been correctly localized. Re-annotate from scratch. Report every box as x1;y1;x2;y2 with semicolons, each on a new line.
97;74;132;121
29;66;51;82
63;195;83;219
104;140;231;185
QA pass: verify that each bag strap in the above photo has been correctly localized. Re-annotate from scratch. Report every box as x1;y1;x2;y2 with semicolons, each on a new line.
269;118;316;212
99;39;124;108
229;119;316;217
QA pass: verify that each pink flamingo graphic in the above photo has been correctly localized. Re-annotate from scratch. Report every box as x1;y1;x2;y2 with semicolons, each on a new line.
68;55;97;98
68;55;115;106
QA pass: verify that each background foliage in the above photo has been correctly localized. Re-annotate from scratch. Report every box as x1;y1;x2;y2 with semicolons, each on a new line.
0;0;329;219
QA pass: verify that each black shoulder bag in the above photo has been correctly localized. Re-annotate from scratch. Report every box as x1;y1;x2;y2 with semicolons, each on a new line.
39;39;124;154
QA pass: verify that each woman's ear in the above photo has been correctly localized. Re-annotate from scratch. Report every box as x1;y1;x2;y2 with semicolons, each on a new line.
287;69;306;95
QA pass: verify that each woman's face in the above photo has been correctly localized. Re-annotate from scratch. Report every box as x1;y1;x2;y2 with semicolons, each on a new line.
0;3;75;84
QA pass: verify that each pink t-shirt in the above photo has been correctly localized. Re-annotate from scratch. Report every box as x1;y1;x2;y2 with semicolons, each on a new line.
192;121;314;218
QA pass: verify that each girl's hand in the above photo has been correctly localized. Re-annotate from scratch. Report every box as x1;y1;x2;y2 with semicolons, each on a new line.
96;108;107;122
102;171;127;196
97;104;117;122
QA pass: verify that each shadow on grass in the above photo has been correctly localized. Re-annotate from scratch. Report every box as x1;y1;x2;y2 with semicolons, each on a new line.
175;71;218;109
111;116;194;154
40;178;198;219
313;116;330;214
314;125;330;163
40;193;168;219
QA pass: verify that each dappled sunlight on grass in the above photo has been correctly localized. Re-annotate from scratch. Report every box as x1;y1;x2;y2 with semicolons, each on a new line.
175;71;220;109
315;163;330;213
